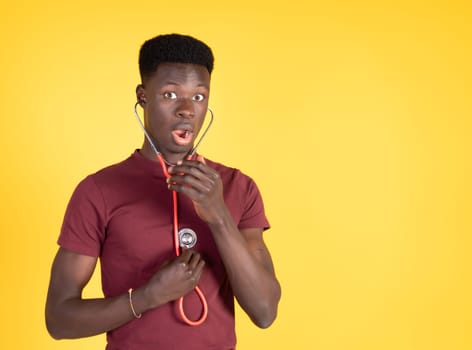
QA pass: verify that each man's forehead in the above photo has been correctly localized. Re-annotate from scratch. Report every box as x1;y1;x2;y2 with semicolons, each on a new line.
147;62;210;87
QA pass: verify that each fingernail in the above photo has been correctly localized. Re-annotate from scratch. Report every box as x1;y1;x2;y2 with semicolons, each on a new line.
177;160;182;165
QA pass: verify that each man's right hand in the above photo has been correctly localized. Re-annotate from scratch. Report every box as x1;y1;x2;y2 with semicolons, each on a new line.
143;249;205;308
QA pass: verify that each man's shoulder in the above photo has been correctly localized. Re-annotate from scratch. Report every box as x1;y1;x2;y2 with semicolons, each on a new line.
203;156;257;187
204;157;235;173
203;157;242;178
74;152;142;194
89;153;135;180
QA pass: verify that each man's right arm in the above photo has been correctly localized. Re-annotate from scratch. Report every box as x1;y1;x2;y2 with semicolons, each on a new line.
45;247;205;339
45;247;141;339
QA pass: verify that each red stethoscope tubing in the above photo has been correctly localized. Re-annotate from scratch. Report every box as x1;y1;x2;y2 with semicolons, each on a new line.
157;153;208;326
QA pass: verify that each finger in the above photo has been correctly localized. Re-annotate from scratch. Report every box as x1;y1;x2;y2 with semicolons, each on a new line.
168;164;206;180
187;251;202;270
167;174;213;195
167;162;218;187
168;167;220;195
160;259;171;267
169;160;217;178
167;164;214;187
177;249;193;266
197;155;206;164
191;260;205;281
169;183;213;203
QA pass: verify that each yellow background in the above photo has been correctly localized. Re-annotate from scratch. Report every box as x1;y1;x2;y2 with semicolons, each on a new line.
0;0;470;349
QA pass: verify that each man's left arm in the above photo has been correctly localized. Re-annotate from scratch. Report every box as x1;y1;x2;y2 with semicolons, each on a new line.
168;159;281;328
209;224;281;328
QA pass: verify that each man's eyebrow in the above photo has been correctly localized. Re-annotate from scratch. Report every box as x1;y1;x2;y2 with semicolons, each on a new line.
162;81;179;86
161;81;209;89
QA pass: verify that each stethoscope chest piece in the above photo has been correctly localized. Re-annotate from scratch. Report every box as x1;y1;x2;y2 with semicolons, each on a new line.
178;228;198;249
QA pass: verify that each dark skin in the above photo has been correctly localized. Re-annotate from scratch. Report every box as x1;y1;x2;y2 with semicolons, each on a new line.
46;62;281;339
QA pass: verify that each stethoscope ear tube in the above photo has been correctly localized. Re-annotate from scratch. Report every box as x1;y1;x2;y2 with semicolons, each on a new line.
133;102;160;156
157;153;208;326
133;103;211;326
133;102;215;158
163;159;209;326
188;107;214;157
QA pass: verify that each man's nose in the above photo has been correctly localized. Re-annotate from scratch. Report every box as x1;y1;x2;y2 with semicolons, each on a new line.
176;98;195;119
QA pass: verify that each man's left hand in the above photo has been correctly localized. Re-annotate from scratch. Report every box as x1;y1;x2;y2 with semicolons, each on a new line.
167;157;225;224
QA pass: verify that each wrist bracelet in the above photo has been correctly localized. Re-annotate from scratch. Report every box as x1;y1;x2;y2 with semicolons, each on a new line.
128;288;142;319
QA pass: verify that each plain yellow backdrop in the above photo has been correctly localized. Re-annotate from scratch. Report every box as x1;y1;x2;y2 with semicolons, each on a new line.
0;0;470;349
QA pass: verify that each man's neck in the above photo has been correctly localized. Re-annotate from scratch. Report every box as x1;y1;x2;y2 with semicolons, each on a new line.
140;143;187;166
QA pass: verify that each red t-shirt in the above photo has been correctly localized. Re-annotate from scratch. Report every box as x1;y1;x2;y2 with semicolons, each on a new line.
58;150;270;349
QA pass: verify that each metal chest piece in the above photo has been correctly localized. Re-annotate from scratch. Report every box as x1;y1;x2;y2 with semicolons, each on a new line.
178;228;197;249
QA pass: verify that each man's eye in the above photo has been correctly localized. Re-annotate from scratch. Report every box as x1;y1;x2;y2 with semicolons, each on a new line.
163;92;177;99
193;94;205;102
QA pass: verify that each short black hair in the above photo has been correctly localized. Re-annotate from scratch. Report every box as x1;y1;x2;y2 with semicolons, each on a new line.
139;33;214;83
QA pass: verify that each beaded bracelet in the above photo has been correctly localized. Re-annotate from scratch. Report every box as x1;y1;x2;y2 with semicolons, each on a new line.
128;288;142;319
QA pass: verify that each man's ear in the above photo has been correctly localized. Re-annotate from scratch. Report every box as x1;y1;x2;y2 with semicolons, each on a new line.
136;84;147;106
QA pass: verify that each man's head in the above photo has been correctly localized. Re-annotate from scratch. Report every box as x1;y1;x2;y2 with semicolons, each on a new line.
139;34;214;85
136;34;214;163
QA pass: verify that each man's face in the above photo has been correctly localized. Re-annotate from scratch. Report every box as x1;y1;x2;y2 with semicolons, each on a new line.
139;62;210;160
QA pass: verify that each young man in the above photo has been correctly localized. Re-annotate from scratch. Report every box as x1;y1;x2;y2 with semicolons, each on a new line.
46;34;281;349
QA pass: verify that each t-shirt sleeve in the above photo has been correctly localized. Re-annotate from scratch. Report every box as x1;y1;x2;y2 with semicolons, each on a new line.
237;174;270;231
57;175;107;257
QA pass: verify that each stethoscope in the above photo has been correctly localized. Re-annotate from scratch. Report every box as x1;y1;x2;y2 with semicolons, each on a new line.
133;102;214;326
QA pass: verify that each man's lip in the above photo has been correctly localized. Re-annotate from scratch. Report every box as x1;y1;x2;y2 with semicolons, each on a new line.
172;123;194;132
171;129;194;146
